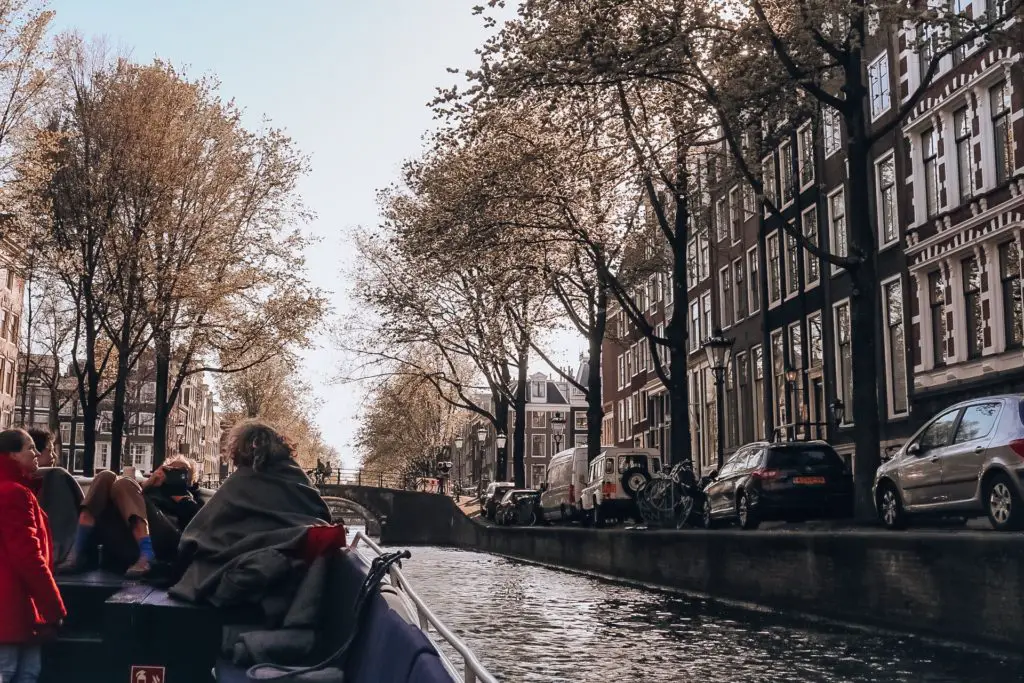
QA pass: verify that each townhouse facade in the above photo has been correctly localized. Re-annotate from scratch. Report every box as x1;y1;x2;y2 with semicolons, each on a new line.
0;242;24;429
15;352;222;478
602;15;1023;475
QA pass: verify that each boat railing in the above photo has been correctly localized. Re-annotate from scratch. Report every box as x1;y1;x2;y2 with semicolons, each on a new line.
349;531;497;683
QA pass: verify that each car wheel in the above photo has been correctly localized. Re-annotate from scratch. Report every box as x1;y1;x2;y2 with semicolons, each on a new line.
985;473;1023;531
737;492;759;530
703;499;715;529
579;500;592;527
877;482;907;530
675;495;695;530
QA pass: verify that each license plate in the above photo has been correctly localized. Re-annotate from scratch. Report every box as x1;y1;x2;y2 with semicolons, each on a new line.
794;476;826;485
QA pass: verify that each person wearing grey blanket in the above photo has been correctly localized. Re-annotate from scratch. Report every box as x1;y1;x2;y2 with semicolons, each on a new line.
169;419;343;677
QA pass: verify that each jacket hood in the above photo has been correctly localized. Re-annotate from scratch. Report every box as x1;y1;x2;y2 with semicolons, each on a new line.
0;454;29;486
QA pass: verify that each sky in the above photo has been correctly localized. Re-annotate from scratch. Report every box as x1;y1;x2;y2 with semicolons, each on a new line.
48;1;584;468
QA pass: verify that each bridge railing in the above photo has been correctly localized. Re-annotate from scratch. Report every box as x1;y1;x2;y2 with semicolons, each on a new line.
199;467;409;491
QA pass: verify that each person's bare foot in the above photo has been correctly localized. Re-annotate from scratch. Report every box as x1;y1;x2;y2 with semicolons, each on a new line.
124;557;151;578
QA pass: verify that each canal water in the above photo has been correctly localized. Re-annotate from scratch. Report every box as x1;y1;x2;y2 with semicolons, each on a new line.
377;542;1023;683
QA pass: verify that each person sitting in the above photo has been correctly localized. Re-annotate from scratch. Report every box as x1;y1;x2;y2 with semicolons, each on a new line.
61;455;203;578
24;428;83;564
0;429;67;683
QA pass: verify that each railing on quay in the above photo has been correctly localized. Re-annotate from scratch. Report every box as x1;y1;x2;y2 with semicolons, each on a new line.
199;468;409;491
349;531;497;683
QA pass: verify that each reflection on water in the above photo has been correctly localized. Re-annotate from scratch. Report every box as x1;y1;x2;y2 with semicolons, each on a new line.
379;545;1022;683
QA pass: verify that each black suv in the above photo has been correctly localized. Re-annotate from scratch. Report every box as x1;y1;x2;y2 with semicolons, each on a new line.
703;441;852;529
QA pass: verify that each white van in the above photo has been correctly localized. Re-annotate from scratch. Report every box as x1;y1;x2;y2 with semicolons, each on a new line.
580;448;662;526
538;447;589;523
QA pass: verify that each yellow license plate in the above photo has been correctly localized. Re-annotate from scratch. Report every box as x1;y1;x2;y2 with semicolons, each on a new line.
794;476;826;485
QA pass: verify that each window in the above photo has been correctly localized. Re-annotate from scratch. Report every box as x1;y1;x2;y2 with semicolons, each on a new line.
803;207;820;284
1000;242;1023;349
884;279;908;414
954;107;974;203
141;382;156;403
767;232;782;303
761;155;776;209
138;414;154;436
952;402;1001;445
574;411;587;431
929;270;947;366
808;312;823;367
798;123;814;187
876;154;898;245
665;272;673;305
701;293;712;343
868;52;891;118
823;106;841;157
617;355;625;389
919;24;935;81
98;442;109;470
531;411;546;429
734;259;748;319
771;329;786;427
131;443;151;466
922;127;939;217
531;434;546;458
691;301;701;351
780;142;794;202
729;186;741;241
828;188;847;261
963;256;983;359
699;234;710;281
716;197;728;242
687;240;698;288
532;381;546;399
918;409;960;450
992;81;1012;185
742;184;755;219
785;231;800;296
720;266;733;327
835;300;853;424
752;345;764;439
748;246;760;313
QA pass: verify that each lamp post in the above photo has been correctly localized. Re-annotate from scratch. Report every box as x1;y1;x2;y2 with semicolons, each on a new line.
476;427;487;485
702;328;735;470
784;364;800;440
495;432;507;482
454;436;464;495
175;421;186;456
830;398;846;432
551;413;566;452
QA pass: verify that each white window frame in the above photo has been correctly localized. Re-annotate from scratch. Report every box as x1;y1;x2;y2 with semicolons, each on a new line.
802;205;820;288
779;140;795;208
701;292;712;344
827;185;847;275
747;245;761;315
868;51;892;120
784;229;801;299
690;300;701;351
716;196;728;243
875;151;899;250
797;121;815;190
728;185;741;244
767;230;782;308
733;257;746;321
881;274;910;418
761;153;776;214
719;265;732;329
823;106;841;158
807;310;824;369
832;297;854;426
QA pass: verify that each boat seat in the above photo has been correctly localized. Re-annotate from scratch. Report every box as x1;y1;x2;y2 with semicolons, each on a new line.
344;592;443;683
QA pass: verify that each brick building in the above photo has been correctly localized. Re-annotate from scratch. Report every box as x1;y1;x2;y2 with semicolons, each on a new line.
0;243;24;429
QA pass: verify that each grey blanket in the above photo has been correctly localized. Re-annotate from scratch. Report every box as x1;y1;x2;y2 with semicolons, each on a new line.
169;459;332;617
36;468;84;563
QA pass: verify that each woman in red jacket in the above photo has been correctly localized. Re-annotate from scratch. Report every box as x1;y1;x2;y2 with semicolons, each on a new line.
0;428;67;683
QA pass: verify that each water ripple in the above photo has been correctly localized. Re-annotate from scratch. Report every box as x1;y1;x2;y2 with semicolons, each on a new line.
384;545;1023;683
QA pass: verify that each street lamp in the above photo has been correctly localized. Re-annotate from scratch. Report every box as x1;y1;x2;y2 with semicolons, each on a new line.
495;432;507;481
830;398;846;429
551;413;566;452
702;327;735;470
453;436;464;494
175;421;186;455
476;427;487;443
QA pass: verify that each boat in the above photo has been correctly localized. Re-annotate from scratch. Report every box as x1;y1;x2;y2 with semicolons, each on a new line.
39;482;496;683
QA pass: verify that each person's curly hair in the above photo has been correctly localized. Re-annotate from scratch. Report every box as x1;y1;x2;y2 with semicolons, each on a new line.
225;419;296;471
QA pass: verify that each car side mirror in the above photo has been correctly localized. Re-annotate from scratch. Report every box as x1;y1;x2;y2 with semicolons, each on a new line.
906;442;921;457
882;445;901;462
708;469;719;480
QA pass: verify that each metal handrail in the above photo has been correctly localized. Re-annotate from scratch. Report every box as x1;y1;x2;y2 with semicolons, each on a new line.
349;531;498;683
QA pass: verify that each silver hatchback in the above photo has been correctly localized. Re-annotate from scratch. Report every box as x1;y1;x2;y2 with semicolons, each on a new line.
873;395;1024;531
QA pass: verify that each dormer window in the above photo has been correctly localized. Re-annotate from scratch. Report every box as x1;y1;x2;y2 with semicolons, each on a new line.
532;381;545;399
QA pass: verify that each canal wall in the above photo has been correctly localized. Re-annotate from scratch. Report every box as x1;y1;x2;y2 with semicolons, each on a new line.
444;518;1024;651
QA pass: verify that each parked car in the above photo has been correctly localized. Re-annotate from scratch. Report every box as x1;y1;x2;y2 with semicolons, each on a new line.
480;482;515;521
873;395;1024;531
495;489;540;526
703;441;852;529
580;449;661;527
538;447;590;523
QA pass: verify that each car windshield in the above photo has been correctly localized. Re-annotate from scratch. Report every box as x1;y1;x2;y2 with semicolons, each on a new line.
493;486;514;499
618;454;649;473
767;447;844;472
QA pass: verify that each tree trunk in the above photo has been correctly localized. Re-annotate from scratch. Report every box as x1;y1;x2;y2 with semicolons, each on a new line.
511;338;529;487
845;92;883;522
586;280;608;462
152;330;171;468
79;304;99;476
110;337;132;471
495;388;510;481
666;192;692;466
